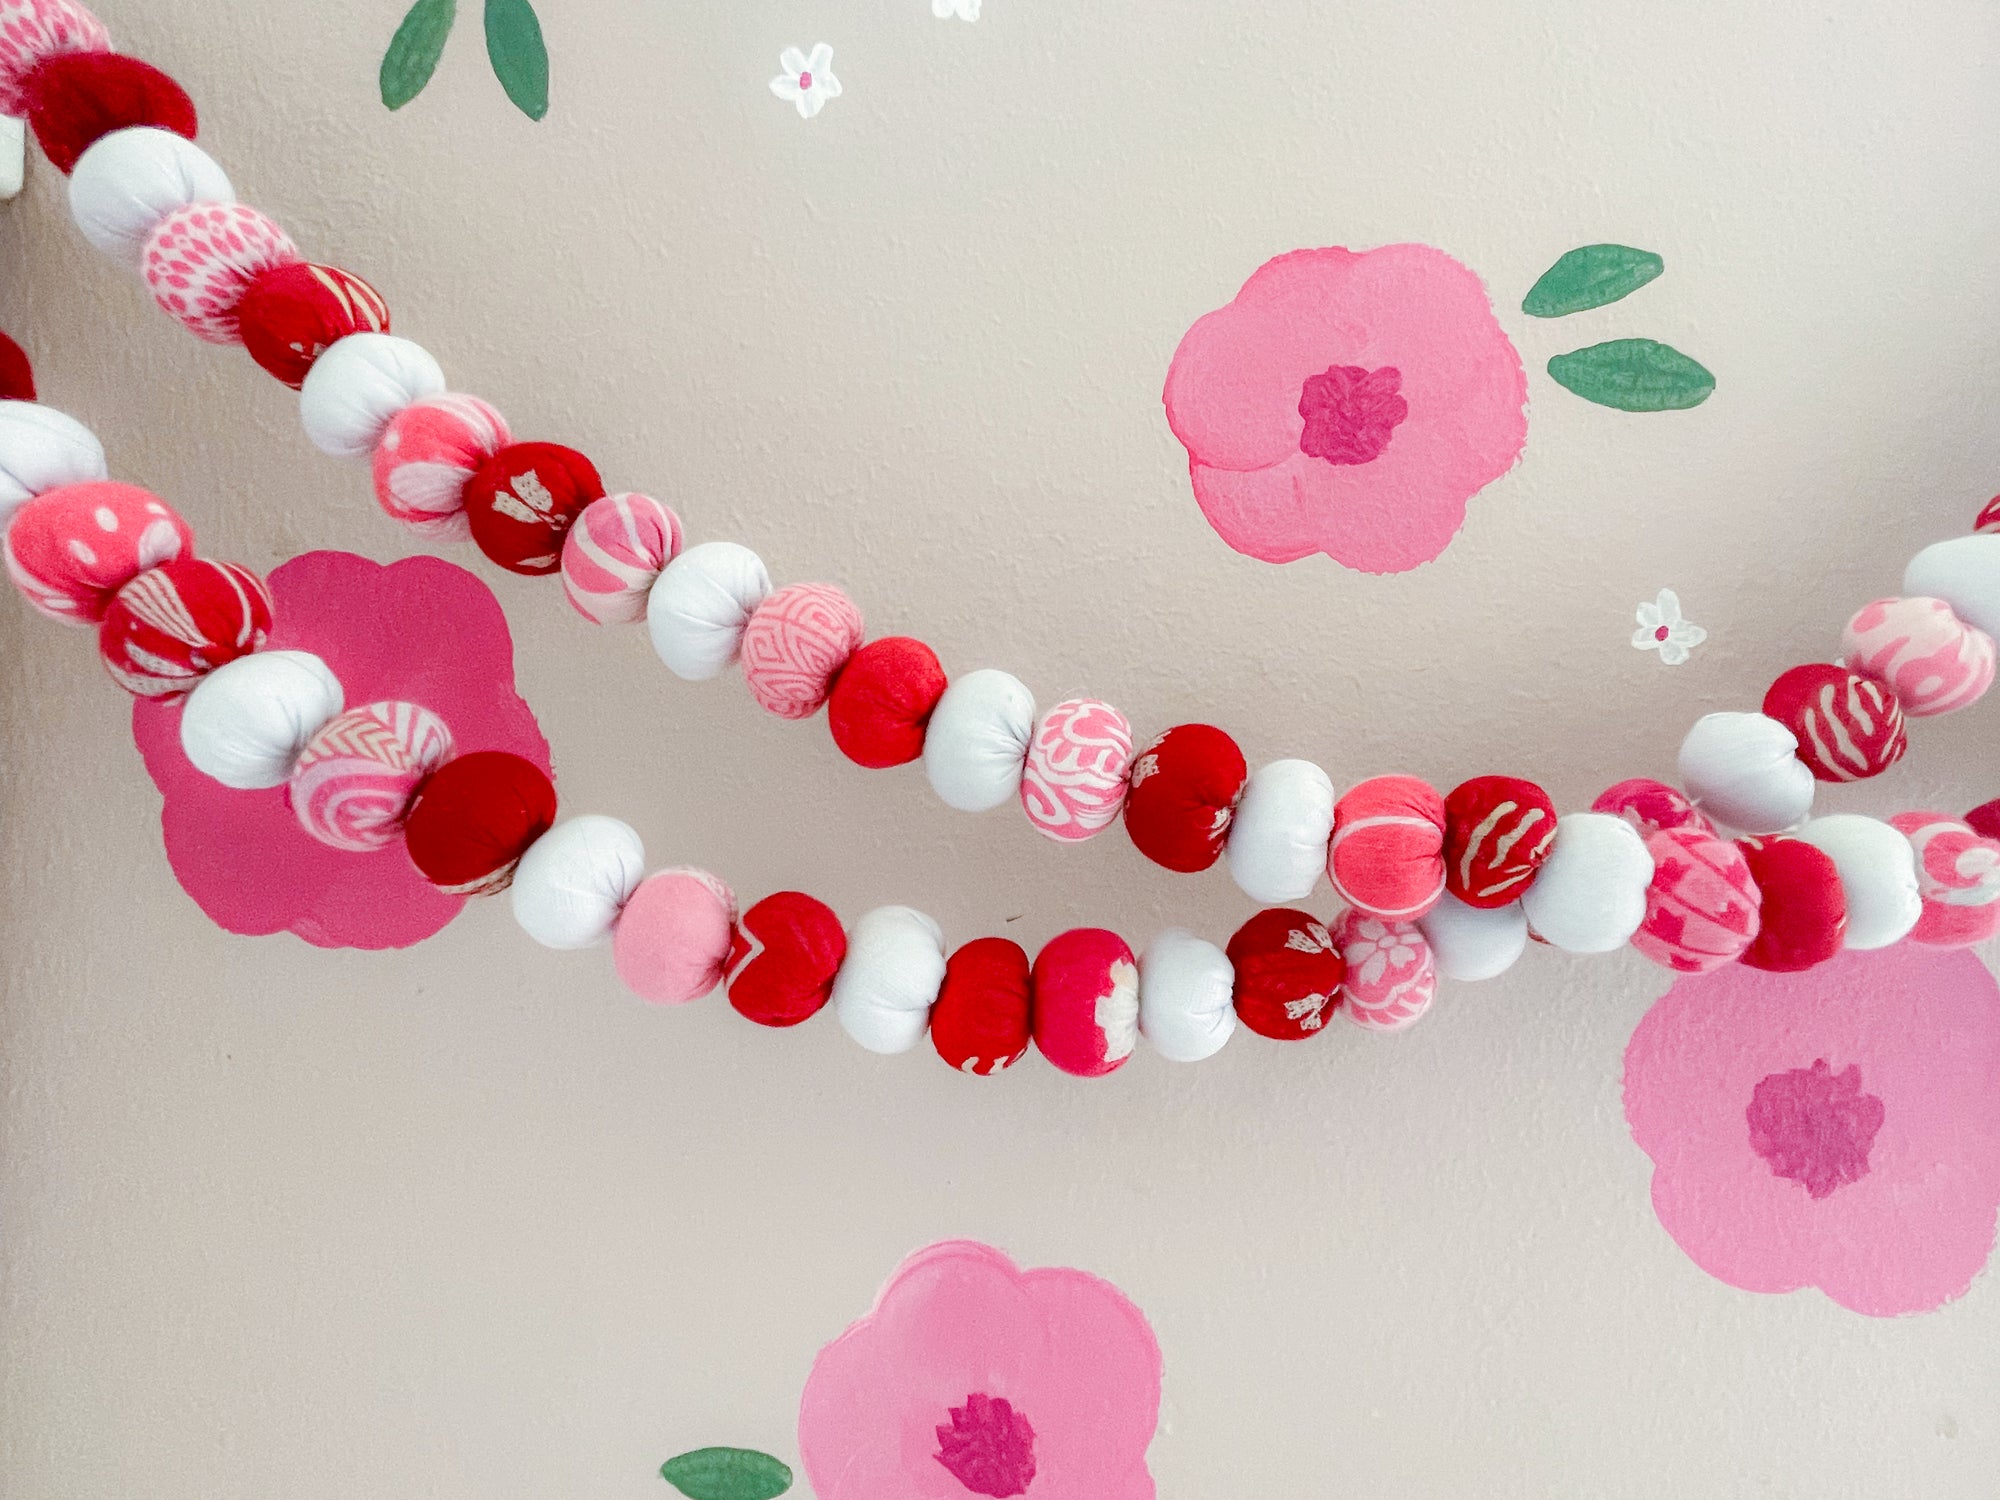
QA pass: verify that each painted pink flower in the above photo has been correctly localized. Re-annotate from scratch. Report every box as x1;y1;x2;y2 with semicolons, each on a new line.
798;1240;1162;1500
132;552;551;950
1624;945;2000;1316
1163;244;1528;572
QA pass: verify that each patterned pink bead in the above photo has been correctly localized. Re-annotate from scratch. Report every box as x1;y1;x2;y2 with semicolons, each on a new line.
1631;827;1762;973
0;0;110;115
289;701;455;853
1021;698;1133;842
3;480;193;624
1842;596;1995;717
1592;777;1713;837
1888;812;2000;948
1976;496;2000;535
561;492;683;625
140;202;302;345
739;582;864;719
370;394;511;541
1334;909;1435;1032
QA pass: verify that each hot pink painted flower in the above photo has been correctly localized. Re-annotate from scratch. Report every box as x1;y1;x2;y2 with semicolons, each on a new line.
1624;945;2000;1316
1163;244;1529;572
132;551;551;950
798;1240;1162;1500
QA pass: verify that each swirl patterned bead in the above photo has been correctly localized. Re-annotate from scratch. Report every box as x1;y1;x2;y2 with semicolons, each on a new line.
289;700;455;852
739;582;865;719
1020;697;1134;842
1841;596;1995;718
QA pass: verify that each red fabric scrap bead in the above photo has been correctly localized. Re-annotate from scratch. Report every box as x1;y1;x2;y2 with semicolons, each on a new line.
1122;722;1247;874
464;442;604;575
1761;662;1907;783
24;51;197;174
1976;496;2000;534
1592;777;1711;837
1442;775;1557;909
97;557;271;697
931;936;1032;1075
1967;799;2000;843
1736;834;1847;973
402;751;557;896
827;636;948;769
1032;928;1140;1077
0;330;34;402
725;891;847;1028
237;262;391;390
1225;907;1344;1040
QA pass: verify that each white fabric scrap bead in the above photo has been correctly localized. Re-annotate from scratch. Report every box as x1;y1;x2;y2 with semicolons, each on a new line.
1903;535;2000;643
69;127;234;267
178;649;343;790
298;334;447;459
646;541;773;681
1417;893;1528;982
923;668;1036;813
0;401;108;524
1520;812;1653;954
509;814;647;950
831;905;947;1055
1677;711;1815;834
1793;814;1922;951
1137;928;1236;1062
1226;759;1335;904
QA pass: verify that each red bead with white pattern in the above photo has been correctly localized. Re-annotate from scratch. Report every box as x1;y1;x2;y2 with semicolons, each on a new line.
1760;662;1907;782
96;556;270;696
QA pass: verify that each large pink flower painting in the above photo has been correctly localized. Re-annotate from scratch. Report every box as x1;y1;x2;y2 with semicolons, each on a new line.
1624;945;2000;1316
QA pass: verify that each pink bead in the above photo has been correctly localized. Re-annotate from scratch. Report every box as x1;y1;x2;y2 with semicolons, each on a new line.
613;868;737;1004
1632;827;1762;973
3;480;193;624
370;393;511;542
1888;812;2000;948
739;582;864;719
140;202;301;345
1021;698;1133;842
561;492;683;625
1592;777;1713;837
1334;909;1435;1031
1842;596;1995;716
289;701;454;852
1327;774;1447;920
0;0;110;115
1031;928;1139;1077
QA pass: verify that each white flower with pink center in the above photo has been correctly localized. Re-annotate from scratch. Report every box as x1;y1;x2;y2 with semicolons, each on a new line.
770;44;841;119
1632;588;1707;666
933;0;983;19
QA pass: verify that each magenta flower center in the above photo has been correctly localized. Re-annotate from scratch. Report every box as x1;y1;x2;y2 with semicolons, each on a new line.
1655;625;1670;642
798;70;813;88
934;1392;1037;1497
1297;363;1408;466
1746;1058;1885;1199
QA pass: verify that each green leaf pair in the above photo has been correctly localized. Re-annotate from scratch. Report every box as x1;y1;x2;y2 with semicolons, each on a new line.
380;0;549;120
660;1447;794;1500
1523;244;1714;411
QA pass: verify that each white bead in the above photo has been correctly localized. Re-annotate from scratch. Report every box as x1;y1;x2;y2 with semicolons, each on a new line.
1903;535;2000;642
1520;812;1653;954
1226;759;1335;904
0;401;108;525
1417;894;1528;981
1793;815;1922;950
923;668;1036;813
831;906;947;1055
68;128;234;267
1677;712;1815;834
297;334;447;459
509;815;647;950
1137;928;1236;1062
646;541;772;681
178;650;343;790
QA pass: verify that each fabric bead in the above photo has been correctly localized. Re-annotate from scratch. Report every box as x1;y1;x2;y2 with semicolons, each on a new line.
726;891;847;1028
1417;894;1527;983
464;441;604;576
1328;774;1448;920
0;334;33;402
178;648;343;790
23;50;196;175
1031;928;1140;1077
369;392;509;542
1226;759;1336;904
510;815;646;950
0;399;107;520
1842;596;1995;717
1968;799;2000;843
829;636;948;769
1136;928;1236;1063
646;541;772;681
237;262;391;389
68;126;232;266
1520;811;1654;953
613;868;737;1005
1021;698;1133;842
560;491;682;626
1122;723;1247;874
403;750;556;895
1760;662;1907;782
1335;910;1436;1032
298;332;445;460
1677;712;1816;834
922;668;1035;813
0;0;110;116
931;936;1033;1075
1977;496;2000;534
1736;835;1847;973
1887;811;2000;948
740;582;866;720
1591;777;1711;837
4;480;193;624
1903;534;2000;642
1631;827;1762;973
831;905;947;1055
1442;774;1557;909
289;701;454;853
1225;907;1344;1040
140;200;300;344
1792;815;1922;951
96;557;271;696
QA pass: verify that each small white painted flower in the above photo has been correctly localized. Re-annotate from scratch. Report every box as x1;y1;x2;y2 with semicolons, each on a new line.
1632;588;1707;666
1345;916;1417;986
771;44;842;119
933;0;983;19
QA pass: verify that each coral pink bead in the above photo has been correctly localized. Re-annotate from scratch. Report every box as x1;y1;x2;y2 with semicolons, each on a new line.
1632;827;1763;973
1592;777;1712;837
140;201;301;345
0;0;110;116
614;868;737;1004
371;393;511;542
3;480;194;624
1327;774;1447;920
560;491;683;625
739;582;865;719
1761;662;1907;782
1842;596;1995;717
1021;698;1133;842
1031;928;1139;1077
1887;812;2000;948
289;701;455;852
1334;909;1435;1032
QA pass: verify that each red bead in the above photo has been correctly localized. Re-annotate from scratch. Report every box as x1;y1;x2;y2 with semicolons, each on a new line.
1031;928;1139;1077
931;937;1032;1074
1592;777;1710;836
1122;723;1248;874
1968;799;2000;843
464;442;603;575
1442;775;1557;909
827;636;948;769
237;262;391;390
1225;907;1344;1040
1736;835;1847;973
1977;496;2000;534
24;52;196;175
97;558;271;697
726;891;847;1028
1761;662;1906;782
0;330;34;402
403;751;557;895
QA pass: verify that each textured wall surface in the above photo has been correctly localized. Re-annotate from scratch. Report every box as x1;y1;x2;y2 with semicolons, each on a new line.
2;1;1998;1495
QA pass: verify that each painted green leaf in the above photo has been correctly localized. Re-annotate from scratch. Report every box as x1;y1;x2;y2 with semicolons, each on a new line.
1522;244;1665;318
484;0;550;120
1547;339;1715;412
380;0;457;112
659;1447;793;1500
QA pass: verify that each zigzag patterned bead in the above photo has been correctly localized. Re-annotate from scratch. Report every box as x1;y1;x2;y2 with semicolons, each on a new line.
290;700;454;852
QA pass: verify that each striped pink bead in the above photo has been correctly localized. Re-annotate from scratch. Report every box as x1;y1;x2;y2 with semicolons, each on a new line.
289;701;454;852
739;582;864;719
140;202;301;345
560;492;683;625
1842;596;1995;717
1632;827;1762;973
371;394;511;541
1020;698;1133;842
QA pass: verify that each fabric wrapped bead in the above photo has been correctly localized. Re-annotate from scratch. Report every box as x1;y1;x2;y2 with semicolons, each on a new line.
1122;723;1247;874
23;51;196;175
68;126;231;267
1335;911;1436;1032
1021;698;1133;842
464;441;604;576
237;262;391;389
4;480;192;623
831;905;947;1055
1887;812;2000;948
614;868;737;1005
1591;777;1711;837
1226;759;1336;904
1760;662;1907;782
1977;496;2000;535
1968;799;2000;843
369;392;509;542
402;750;556;895
1031;928;1140;1077
922;668;1035;813
1631;827;1762;973
1842;596;1995;717
1442;775;1557;909
178;648;342;790
289;701;454;853
0;400;107;521
1225;907;1343;1040
560;491;682;626
726;891;847;1028
97;557;271;697
739;582;866;720
298;333;446;460
829;636;948;768
1792;815;1922;951
509;814;646;950
1902;534;2000;643
1137;928;1236;1063
1328;774;1448;920
140;201;300;344
0;333;33;401
1520;812;1654;953
931;937;1033;1075
646;541;772;681
1417;894;1527;982
1736;835;1847;973
1677;712;1815;834
0;0;110;116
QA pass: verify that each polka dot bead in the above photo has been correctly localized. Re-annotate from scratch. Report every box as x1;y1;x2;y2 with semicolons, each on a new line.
1334;910;1436;1032
1442;775;1556;909
1631;827;1762;974
613;868;737;1005
0;0;111;116
96;557;271;697
237;262;391;390
403;750;557;896
739;582;866;720
1328;774;1448;920
829;637;948;769
1761;663;1907;782
1122;723;1247;874
1842;596;1995;717
1887;812;2000;948
1737;835;1846;973
140;201;301;345
464;441;604;575
726;891;847;1028
371;393;511;542
4;480;193;624
23;51;196;175
1225;907;1343;1040
1591;777;1712;837
560;491;683;626
289;701;454;853
932;937;1033;1075
1021;698;1134;843
1031;928;1139;1078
